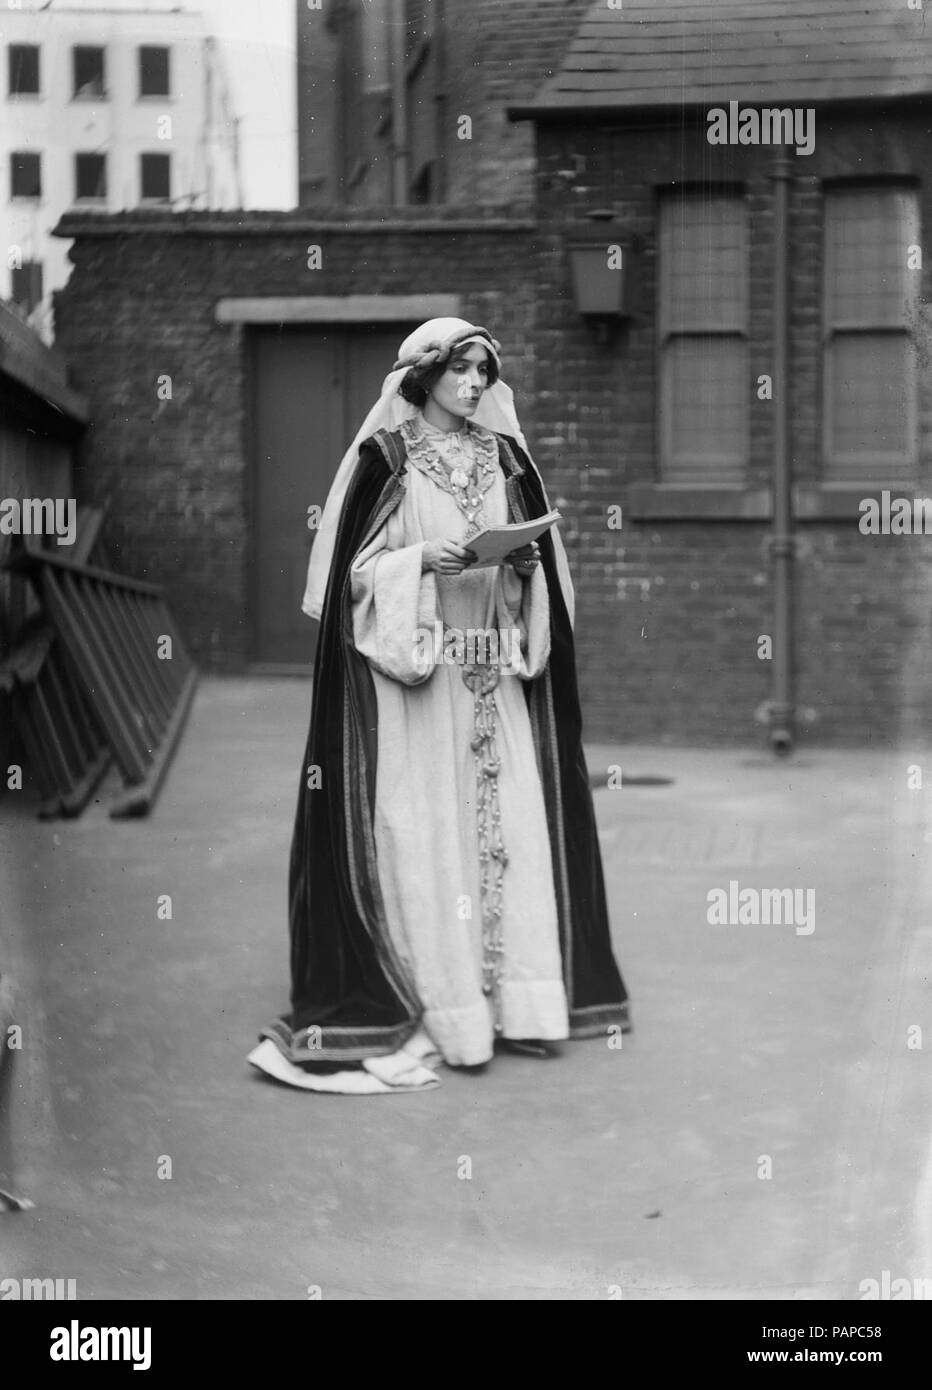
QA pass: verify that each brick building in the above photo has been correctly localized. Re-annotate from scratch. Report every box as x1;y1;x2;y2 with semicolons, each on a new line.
1;0;242;342
50;0;932;746
51;207;539;673
510;0;932;746
297;0;593;206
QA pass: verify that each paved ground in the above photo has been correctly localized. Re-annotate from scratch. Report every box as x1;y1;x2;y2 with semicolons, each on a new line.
1;676;930;1300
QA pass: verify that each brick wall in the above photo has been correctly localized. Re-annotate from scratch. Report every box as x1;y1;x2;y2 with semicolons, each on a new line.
532;106;932;746
298;0;593;208
53;93;932;750
438;0;594;206
52;208;539;674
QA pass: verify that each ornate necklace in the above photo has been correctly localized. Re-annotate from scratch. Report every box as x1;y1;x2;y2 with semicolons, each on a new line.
445;438;485;536
400;418;498;539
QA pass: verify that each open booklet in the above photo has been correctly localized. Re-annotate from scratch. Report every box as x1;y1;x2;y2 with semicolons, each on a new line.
465;509;562;568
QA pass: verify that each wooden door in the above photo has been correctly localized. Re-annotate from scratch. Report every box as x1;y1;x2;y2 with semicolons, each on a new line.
250;324;415;667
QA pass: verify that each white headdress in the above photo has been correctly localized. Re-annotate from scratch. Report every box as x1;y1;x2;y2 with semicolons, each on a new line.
301;316;574;626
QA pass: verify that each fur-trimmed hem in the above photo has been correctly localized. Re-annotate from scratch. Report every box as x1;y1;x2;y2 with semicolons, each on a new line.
259;1016;420;1065
568;1001;632;1039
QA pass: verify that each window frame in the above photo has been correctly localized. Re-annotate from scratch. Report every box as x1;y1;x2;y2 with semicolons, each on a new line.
72;45;107;100
8;43;40;98
10;150;41;200
138;45;171;99
74;151;108;203
139;151;171;203
821;180;920;483
657;186;751;485
10;259;43;313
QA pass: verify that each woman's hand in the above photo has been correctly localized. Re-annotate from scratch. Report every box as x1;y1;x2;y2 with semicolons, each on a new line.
505;541;541;576
421;540;477;575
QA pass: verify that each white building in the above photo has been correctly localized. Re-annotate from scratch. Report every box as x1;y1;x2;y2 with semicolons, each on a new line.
1;0;244;341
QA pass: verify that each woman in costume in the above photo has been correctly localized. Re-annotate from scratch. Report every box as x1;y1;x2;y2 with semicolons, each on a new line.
249;318;629;1094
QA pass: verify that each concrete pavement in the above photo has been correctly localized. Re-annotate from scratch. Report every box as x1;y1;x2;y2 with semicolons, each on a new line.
1;677;930;1300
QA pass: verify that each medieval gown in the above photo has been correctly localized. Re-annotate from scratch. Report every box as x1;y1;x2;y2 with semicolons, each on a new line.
349;413;567;1065
260;411;629;1079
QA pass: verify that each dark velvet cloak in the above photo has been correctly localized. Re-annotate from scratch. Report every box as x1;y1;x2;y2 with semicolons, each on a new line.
261;427;630;1064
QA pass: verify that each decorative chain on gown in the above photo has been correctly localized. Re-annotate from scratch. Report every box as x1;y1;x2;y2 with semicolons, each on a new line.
462;661;508;1028
401;416;511;1032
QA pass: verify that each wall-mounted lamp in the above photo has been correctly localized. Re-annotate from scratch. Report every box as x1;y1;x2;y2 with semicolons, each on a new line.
567;209;639;341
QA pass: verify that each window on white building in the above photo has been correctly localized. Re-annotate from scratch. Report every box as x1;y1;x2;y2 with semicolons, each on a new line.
140;153;170;202
75;153;107;202
11;260;43;313
73;46;106;99
9;44;40;96
10;151;41;199
659;190;750;483
139;46;170;98
822;183;920;482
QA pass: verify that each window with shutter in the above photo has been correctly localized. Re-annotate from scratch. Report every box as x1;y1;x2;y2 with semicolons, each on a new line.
822;185;919;482
659;191;749;483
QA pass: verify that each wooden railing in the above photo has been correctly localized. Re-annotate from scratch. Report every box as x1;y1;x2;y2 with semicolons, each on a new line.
0;624;109;818
3;519;197;818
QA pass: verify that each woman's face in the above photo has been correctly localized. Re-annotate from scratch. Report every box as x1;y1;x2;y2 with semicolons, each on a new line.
427;342;491;420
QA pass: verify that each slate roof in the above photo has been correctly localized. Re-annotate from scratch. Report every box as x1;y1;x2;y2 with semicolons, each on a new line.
509;0;932;118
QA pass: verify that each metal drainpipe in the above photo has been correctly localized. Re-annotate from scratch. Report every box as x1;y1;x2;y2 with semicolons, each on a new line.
769;150;795;755
390;0;409;206
434;0;446;202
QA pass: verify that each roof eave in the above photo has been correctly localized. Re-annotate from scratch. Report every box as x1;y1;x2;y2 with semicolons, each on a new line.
508;90;932;124
0;303;89;427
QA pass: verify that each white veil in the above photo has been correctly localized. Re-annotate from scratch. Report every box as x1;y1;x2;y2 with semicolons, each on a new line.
301;317;575;627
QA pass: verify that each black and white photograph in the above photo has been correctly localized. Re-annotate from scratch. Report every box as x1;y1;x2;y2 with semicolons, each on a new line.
1;0;930;1341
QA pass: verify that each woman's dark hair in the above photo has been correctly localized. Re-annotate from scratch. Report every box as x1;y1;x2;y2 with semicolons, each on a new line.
398;342;499;407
